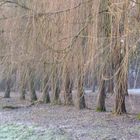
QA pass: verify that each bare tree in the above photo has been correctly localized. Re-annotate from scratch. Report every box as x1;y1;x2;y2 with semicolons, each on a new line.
4;77;11;98
28;67;37;102
63;65;73;105
42;75;50;103
96;0;111;112
113;0;129;114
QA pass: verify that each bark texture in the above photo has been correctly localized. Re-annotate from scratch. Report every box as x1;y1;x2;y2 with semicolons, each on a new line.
42;76;50;103
63;68;73;105
51;67;60;104
28;69;37;102
113;0;129;114
76;64;86;109
4;78;11;98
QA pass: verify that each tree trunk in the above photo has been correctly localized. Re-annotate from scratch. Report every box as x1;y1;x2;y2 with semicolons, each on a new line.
29;79;37;101
52;80;60;104
77;80;85;109
106;79;114;94
20;84;26;100
19;71;26;100
113;0;129;115
114;70;127;114
115;93;126;115
96;79;106;111
29;78;37;102
124;74;128;96
51;67;60;104
96;0;111;111
76;64;85;109
63;70;73;105
28;69;37;102
4;78;11;98
42;76;50;103
92;76;97;92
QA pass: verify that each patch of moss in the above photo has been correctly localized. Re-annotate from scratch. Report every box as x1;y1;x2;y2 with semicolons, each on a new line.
96;107;106;112
137;113;140;120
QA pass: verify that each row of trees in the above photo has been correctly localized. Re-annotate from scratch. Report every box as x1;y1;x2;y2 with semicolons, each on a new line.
0;0;140;115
